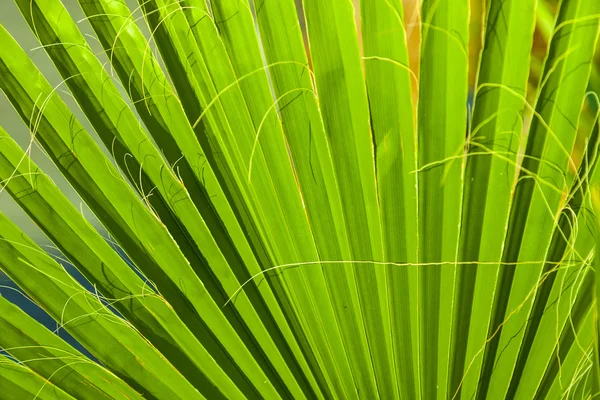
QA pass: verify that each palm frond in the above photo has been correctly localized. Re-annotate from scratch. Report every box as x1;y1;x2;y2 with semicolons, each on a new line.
0;0;599;399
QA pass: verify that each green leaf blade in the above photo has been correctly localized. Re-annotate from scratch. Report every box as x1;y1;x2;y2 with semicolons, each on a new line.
418;0;469;398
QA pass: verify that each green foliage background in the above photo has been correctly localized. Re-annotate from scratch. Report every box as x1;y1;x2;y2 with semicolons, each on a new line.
0;0;599;399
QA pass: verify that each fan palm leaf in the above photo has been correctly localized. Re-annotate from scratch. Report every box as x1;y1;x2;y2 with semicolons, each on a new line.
0;0;599;398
